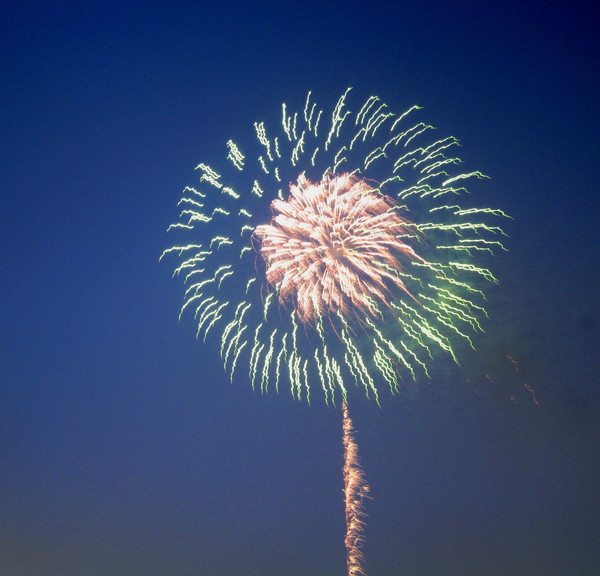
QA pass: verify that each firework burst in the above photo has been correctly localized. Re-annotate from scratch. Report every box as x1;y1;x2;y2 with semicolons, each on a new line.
162;88;508;405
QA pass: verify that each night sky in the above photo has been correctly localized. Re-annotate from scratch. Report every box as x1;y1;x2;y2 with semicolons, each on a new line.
1;1;599;575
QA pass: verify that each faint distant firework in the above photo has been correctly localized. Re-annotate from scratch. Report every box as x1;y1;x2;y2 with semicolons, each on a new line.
162;88;508;575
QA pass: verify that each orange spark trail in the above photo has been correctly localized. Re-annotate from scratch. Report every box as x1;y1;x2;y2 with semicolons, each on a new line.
342;400;370;576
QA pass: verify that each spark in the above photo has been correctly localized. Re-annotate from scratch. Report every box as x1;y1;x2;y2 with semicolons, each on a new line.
507;354;541;408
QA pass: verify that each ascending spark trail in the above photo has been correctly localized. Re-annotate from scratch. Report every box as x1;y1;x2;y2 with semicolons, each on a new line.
342;401;370;576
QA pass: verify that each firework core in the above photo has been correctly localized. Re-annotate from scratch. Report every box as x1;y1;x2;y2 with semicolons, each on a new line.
254;172;423;324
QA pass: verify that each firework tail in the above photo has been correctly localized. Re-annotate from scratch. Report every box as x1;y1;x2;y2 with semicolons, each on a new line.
342;400;369;576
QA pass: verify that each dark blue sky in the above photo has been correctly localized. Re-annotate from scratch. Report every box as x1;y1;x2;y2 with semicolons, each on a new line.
1;1;598;575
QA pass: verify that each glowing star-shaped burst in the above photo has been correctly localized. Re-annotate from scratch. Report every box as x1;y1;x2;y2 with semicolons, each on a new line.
254;172;423;324
162;88;509;405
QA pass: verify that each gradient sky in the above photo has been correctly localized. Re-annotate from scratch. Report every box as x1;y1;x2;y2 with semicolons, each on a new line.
1;1;599;575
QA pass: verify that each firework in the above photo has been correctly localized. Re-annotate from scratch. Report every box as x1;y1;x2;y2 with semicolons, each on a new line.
162;88;508;405
162;88;508;576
